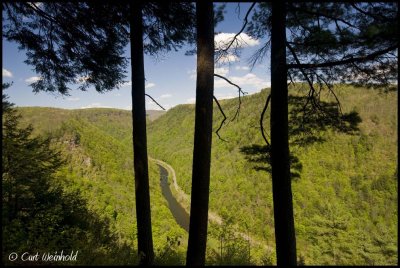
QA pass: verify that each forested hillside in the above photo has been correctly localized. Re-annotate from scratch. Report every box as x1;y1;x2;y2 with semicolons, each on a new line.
11;107;187;265
10;84;397;265
147;84;397;265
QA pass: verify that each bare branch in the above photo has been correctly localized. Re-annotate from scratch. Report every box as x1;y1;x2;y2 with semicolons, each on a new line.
287;43;318;100
248;40;270;70
315;72;343;115
287;42;328;128
223;3;256;53
213;95;228;142
145;93;165;110
215;2;256;63
260;94;271;146
214;74;246;95
214;73;247;122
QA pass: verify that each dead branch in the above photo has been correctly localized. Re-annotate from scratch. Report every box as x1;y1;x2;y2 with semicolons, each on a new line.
315;72;343;115
286;42;320;112
145;93;165;110
260;93;271;146
214;73;247;122
215;2;256;63
213;95;227;142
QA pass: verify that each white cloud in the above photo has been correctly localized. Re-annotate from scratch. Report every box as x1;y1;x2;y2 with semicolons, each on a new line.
188;69;196;79
215;73;270;90
120;81;132;87
25;76;42;83
114;93;122;96
235;66;250;71
80;103;111;109
3;68;13;78
215;32;260;50
215;67;229;76
160;94;172;99
218;54;239;63
145;83;155;89
67;97;80;101
119;81;155;89
186;97;196;104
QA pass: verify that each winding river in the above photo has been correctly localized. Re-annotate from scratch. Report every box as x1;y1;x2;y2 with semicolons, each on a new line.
158;164;190;232
156;160;271;251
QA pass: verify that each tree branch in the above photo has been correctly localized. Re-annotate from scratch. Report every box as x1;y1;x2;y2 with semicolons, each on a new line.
288;4;358;29
215;2;256;62
213;96;227;142
145;94;165;110
214;73;247;122
221;2;256;53
287;42;319;102
23;3;59;26
260;94;271;146
287;45;397;69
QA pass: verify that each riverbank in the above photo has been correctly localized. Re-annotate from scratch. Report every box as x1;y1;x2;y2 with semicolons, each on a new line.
149;157;271;253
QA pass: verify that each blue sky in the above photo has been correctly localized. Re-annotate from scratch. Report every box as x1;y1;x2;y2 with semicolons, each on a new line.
2;3;271;111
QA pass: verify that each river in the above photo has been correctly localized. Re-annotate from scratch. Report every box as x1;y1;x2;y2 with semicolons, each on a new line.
158;164;190;232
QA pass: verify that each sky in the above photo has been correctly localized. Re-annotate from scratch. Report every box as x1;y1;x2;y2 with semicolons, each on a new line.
2;3;271;111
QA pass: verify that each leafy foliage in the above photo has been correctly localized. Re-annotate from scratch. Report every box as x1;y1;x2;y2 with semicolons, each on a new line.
7;84;397;265
13;106;188;265
147;84;397;265
2;94;138;265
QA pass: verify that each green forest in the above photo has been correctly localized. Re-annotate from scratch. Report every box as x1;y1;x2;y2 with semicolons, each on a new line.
2;83;397;265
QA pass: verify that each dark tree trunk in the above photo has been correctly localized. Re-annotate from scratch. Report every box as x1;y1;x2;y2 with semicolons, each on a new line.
130;2;154;265
270;1;297;266
186;1;214;266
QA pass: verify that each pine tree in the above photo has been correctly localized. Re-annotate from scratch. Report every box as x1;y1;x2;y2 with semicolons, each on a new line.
3;3;195;264
186;2;215;266
245;2;398;265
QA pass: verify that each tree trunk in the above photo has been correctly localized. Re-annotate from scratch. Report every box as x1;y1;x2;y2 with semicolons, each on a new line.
186;1;214;266
270;1;297;266
130;2;154;265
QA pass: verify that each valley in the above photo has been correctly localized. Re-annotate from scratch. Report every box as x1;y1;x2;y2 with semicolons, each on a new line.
13;84;398;265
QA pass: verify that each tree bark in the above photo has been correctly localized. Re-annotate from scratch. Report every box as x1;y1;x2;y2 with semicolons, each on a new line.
130;2;154;265
270;1;297;266
186;1;214;266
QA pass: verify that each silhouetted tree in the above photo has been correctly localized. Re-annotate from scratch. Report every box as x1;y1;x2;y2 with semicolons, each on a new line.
269;2;297;265
3;3;195;265
186;2;214;266
244;2;398;265
129;2;154;264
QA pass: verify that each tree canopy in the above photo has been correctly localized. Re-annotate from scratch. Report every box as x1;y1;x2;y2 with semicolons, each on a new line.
247;2;398;88
3;2;195;94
